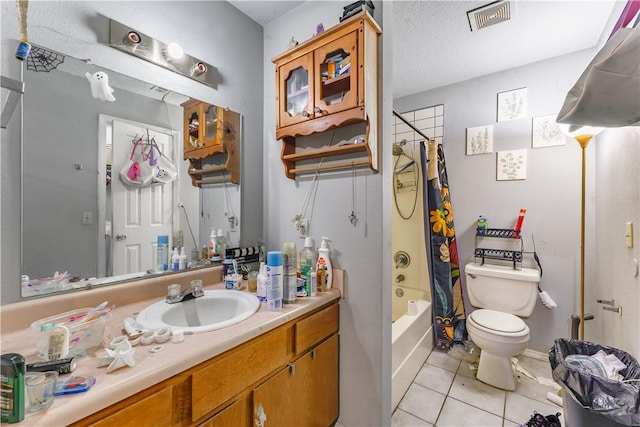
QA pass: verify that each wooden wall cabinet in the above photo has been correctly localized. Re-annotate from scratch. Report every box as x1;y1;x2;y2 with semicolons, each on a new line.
182;100;241;186
72;301;339;427
272;12;381;179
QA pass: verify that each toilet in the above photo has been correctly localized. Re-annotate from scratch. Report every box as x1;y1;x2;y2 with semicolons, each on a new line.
464;262;541;391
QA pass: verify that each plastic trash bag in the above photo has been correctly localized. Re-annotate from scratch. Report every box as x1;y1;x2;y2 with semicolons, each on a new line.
549;338;640;426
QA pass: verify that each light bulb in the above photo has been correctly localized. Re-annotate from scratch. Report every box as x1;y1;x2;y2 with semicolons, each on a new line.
165;43;184;60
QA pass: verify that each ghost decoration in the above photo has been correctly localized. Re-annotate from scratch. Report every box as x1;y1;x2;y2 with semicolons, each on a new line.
85;71;116;102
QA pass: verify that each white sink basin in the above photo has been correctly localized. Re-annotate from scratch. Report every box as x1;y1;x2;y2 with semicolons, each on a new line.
136;290;261;334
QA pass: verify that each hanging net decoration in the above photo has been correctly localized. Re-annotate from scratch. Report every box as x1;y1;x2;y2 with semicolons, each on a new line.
26;45;65;72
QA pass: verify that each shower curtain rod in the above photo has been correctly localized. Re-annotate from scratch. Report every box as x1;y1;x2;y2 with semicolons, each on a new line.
393;110;432;142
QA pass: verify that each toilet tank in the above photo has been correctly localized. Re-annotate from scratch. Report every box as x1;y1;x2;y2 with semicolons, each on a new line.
464;263;540;317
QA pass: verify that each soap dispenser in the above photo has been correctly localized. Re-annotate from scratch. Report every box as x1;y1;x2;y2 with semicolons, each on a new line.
316;237;333;289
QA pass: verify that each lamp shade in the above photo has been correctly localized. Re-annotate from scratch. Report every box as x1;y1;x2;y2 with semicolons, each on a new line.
558;124;604;139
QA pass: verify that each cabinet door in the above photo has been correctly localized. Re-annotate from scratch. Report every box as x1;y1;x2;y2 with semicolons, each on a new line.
308;334;339;427
199;397;250;427
253;363;300;427
184;103;203;154
253;334;339;427
277;53;314;129
201;104;221;148
313;30;359;118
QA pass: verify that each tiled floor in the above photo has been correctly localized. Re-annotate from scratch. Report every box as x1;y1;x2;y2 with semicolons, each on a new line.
392;350;565;427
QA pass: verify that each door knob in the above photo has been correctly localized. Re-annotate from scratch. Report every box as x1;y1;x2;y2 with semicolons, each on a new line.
115;234;127;241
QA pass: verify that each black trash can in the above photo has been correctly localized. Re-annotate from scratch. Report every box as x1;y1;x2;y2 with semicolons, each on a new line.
549;338;640;426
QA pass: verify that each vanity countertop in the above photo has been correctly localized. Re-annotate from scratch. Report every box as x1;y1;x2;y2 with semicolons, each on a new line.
1;280;340;426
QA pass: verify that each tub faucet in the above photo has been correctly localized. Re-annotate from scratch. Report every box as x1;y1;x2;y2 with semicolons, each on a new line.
395;274;405;283
166;281;204;304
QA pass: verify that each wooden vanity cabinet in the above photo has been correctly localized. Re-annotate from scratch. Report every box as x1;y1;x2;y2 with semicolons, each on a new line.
272;11;381;179
71;300;339;427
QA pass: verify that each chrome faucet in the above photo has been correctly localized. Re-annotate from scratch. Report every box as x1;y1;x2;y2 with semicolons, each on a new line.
166;280;204;304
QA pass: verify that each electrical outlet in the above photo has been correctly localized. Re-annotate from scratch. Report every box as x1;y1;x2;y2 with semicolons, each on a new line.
82;211;93;225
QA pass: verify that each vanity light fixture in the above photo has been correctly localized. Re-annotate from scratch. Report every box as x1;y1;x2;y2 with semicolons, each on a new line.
109;19;215;87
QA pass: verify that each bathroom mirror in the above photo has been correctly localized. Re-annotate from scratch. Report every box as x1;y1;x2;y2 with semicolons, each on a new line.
20;44;242;297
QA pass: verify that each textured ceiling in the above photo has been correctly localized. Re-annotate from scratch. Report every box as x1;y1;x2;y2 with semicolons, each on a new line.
232;1;621;99
392;1;619;98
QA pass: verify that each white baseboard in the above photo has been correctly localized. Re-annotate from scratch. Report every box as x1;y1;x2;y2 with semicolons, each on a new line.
522;348;549;362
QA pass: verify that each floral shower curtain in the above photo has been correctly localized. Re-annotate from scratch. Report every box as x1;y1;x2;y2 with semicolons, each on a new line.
420;140;467;350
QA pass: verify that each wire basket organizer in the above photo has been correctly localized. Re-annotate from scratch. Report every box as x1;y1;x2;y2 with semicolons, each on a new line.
474;228;523;269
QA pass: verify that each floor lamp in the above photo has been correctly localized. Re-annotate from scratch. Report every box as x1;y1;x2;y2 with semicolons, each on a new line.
560;124;604;340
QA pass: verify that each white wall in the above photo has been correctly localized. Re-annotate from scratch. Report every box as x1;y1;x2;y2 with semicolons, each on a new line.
395;49;601;353
1;1;264;304
262;2;390;425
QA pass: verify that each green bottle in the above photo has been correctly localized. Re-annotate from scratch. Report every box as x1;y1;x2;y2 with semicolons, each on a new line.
1;353;25;423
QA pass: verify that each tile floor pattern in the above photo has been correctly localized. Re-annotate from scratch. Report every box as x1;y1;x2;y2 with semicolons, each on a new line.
392;350;565;427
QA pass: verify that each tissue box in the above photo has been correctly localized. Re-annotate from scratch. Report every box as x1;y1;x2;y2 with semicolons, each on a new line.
30;308;109;359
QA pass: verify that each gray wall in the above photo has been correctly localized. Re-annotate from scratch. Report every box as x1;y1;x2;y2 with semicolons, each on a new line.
395;49;600;353
263;2;390;425
1;1;264;304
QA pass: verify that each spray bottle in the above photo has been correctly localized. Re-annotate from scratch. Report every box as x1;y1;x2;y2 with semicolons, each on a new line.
316;237;333;289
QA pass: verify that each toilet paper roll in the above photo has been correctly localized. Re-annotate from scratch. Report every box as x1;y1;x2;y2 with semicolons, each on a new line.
546;391;563;407
407;300;419;316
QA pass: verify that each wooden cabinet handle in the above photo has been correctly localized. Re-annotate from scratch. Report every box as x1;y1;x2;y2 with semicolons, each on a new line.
288;363;296;375
302;110;310;118
314;107;325;116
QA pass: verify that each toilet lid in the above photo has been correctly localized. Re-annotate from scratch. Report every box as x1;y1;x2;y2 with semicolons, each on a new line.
469;309;526;333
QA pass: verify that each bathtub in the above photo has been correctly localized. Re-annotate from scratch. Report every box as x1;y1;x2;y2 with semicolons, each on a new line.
392;297;432;410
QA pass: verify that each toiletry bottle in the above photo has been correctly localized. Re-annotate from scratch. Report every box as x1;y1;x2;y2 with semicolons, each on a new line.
171;247;180;271
213;229;226;262
266;251;283;311
222;255;234;287
257;262;268;302
47;325;70;360
179;247;187;270
299;237;317;297
282;242;297;303
476;216;487;232
1;353;25;423
316;237;333;289
157;235;169;271
208;228;216;262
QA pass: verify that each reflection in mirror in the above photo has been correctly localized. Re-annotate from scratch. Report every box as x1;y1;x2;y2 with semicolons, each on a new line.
21;44;241;298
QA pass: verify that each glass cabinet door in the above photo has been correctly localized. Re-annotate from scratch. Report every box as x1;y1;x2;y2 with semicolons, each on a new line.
186;107;201;149
314;31;358;117
204;105;218;142
278;53;314;128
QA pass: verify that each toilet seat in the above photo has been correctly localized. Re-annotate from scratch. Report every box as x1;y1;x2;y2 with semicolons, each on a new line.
468;309;528;337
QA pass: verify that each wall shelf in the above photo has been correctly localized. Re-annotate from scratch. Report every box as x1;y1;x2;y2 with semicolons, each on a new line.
474;228;523;269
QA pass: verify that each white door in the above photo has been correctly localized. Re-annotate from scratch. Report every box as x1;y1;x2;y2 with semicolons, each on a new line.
111;120;175;276
591;127;640;359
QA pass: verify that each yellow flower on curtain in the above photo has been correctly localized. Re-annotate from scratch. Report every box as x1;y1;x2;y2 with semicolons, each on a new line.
430;209;454;237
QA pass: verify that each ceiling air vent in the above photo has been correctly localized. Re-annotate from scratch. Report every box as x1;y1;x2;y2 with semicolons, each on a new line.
467;0;512;31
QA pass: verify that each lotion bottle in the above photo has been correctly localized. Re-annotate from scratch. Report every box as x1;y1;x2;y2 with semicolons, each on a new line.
316;237;333;289
171;247;180;271
178;247;187;270
256;262;268;302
